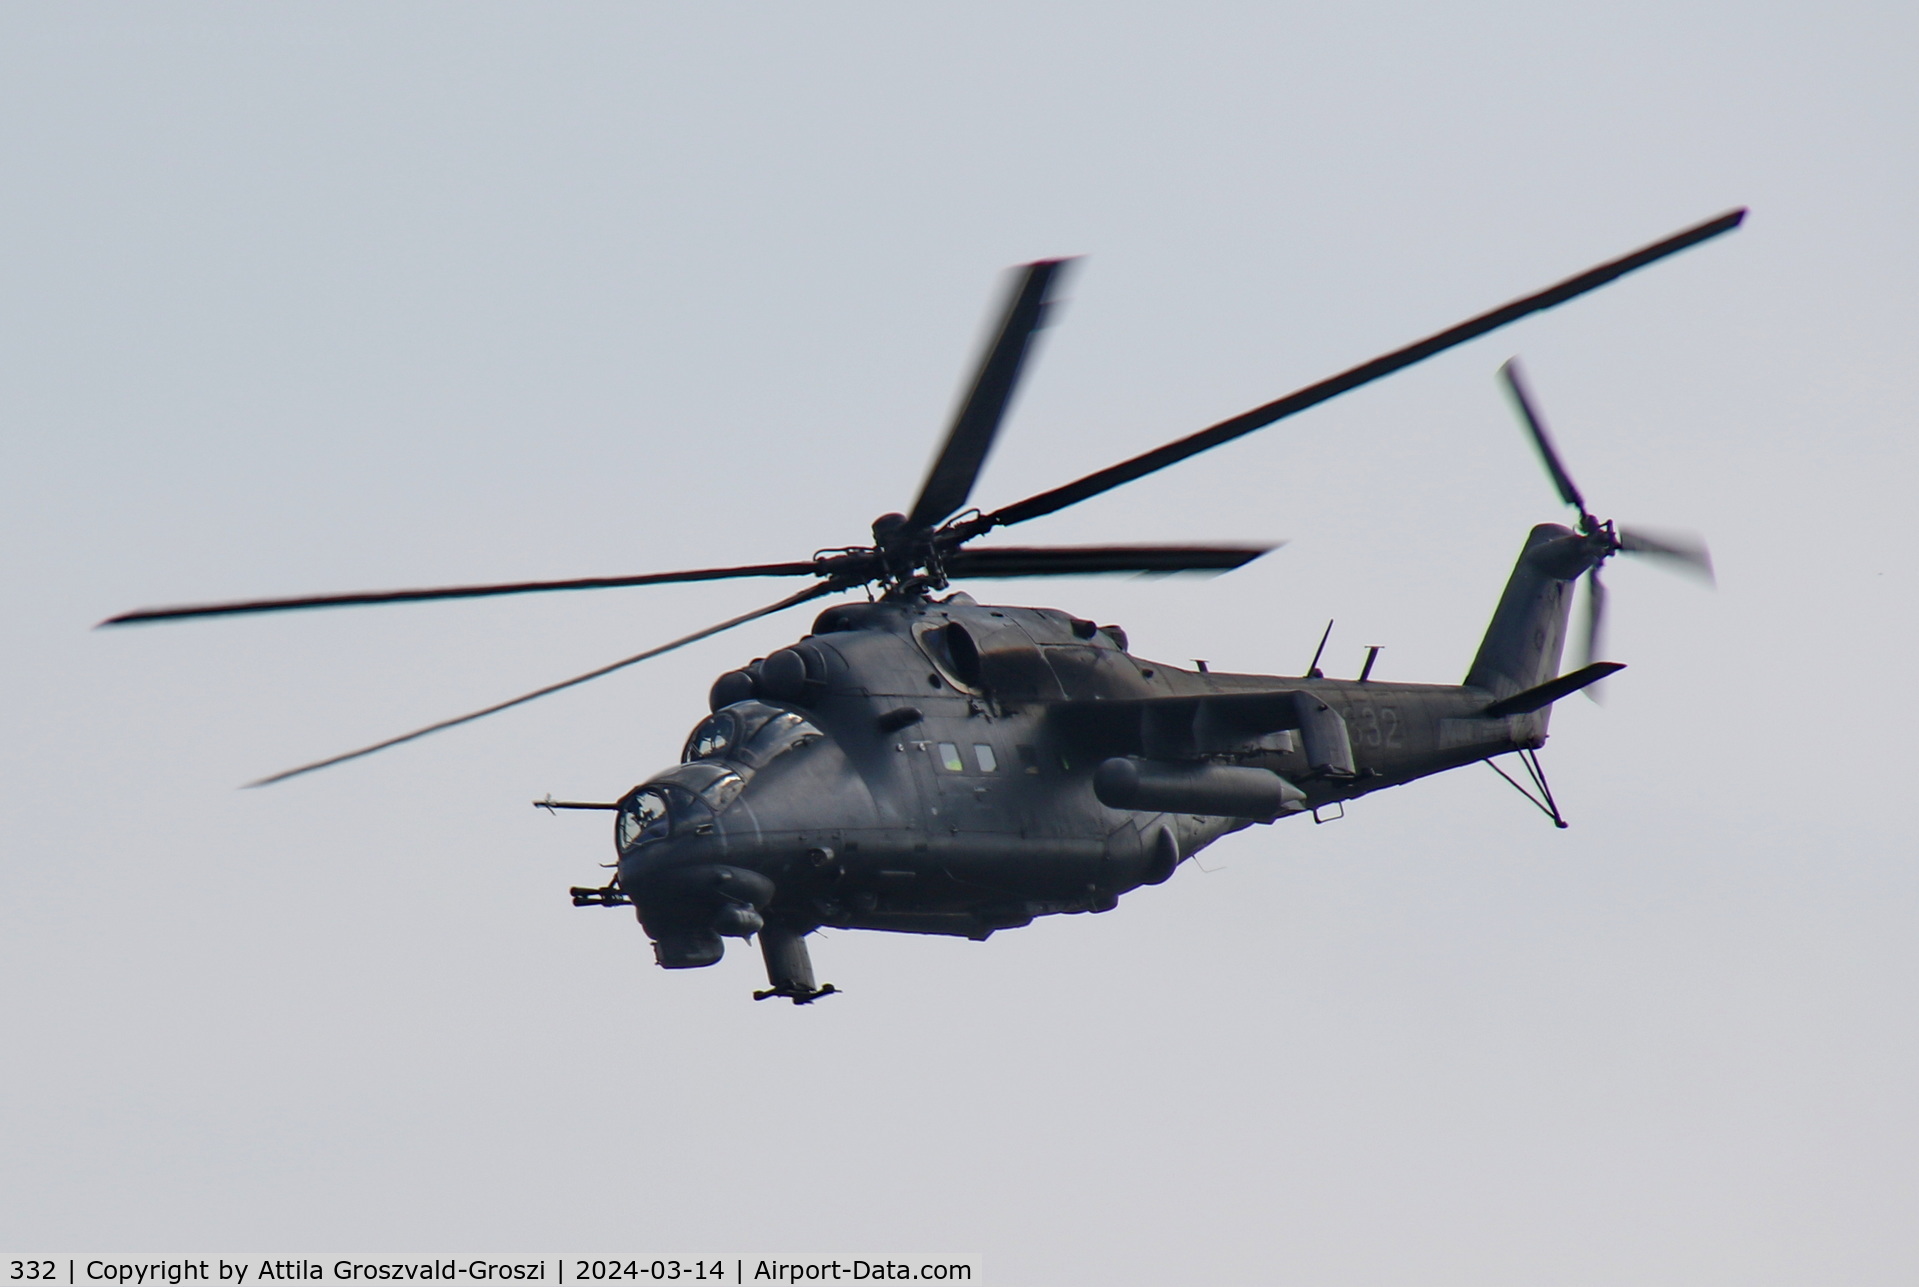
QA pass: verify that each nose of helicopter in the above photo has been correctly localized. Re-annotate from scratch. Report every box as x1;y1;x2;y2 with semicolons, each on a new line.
608;697;880;969
617;832;778;969
611;740;845;967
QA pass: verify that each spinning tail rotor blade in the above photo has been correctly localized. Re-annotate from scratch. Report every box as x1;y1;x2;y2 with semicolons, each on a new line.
1619;526;1715;583
1581;566;1609;701
982;210;1745;531
245;582;835;787
1497;366;1713;698
100;560;828;626
942;542;1275;579
1499;358;1587;516
908;258;1076;531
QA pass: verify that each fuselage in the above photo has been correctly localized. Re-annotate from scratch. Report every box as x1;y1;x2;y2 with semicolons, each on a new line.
611;594;1542;966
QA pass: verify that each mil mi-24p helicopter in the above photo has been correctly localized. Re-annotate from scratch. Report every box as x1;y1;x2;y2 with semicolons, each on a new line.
105;210;1741;1002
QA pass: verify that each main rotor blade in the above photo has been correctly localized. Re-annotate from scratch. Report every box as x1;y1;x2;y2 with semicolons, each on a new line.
1498;358;1586;515
982;209;1745;531
245;582;836;787
1619;526;1715;584
100;560;827;626
942;542;1275;579
908;258;1075;531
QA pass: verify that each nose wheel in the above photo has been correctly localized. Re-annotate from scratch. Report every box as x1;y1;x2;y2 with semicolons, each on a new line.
753;926;838;1004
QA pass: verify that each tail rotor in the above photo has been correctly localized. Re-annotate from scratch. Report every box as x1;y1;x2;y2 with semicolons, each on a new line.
1498;358;1713;700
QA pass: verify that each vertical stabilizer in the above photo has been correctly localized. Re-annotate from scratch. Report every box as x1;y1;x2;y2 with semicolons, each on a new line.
1466;525;1602;734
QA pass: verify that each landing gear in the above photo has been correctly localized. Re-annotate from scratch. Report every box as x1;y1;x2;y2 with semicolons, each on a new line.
1486;746;1570;829
752;926;838;1004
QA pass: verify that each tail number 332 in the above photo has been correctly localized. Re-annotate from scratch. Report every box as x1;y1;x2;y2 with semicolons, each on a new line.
1351;703;1402;749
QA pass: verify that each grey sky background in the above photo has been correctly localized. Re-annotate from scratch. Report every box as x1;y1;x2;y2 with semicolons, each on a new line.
3;3;1915;1282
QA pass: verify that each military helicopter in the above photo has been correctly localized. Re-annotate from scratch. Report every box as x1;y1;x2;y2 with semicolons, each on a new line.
104;210;1741;1002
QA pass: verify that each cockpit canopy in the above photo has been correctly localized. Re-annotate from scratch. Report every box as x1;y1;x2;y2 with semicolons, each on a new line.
617;702;824;854
680;701;821;769
616;787;672;851
615;763;746;852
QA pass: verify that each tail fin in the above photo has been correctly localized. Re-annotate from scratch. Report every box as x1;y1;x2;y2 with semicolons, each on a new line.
1466;525;1600;718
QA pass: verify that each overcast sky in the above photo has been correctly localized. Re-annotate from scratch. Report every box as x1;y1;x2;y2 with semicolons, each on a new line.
3;3;1916;1283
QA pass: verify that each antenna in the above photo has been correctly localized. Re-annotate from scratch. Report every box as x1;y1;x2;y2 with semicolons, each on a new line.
1358;646;1383;683
1305;619;1333;678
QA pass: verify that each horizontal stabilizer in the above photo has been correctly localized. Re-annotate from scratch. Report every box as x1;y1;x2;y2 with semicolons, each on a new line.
1482;662;1625;717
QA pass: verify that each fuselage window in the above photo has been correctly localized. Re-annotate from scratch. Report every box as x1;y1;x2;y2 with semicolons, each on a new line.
973;744;997;773
937;742;964;773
